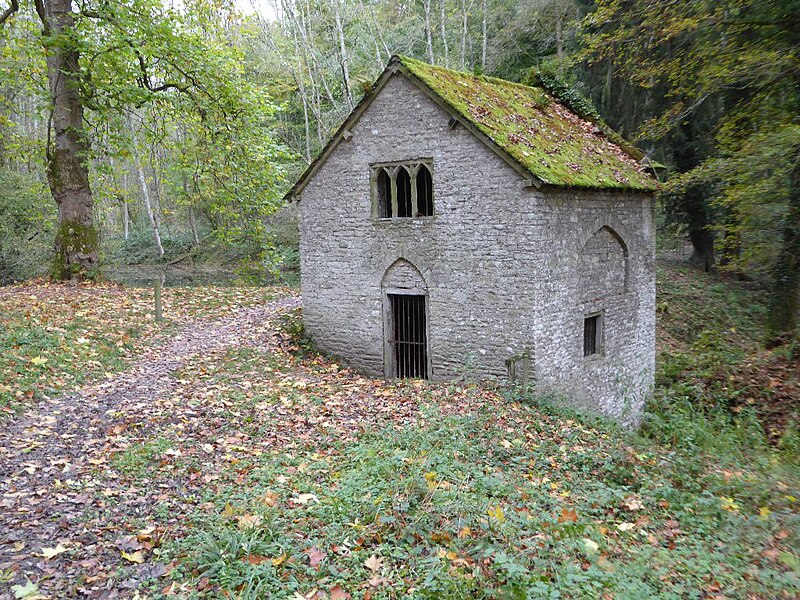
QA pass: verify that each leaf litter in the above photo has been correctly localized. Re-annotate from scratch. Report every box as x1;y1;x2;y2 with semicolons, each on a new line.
0;282;797;598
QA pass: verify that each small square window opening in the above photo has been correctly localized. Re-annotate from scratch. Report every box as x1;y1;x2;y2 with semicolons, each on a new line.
584;314;602;357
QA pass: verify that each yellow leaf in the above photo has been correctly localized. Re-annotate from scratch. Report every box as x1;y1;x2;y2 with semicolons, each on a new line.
759;506;771;520
487;505;505;522
121;550;145;564
222;502;235;517
30;356;48;366
424;471;438;490
458;526;472;539
39;544;67;559
272;554;288;567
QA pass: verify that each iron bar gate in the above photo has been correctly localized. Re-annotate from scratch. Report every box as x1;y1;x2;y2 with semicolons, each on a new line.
388;293;428;379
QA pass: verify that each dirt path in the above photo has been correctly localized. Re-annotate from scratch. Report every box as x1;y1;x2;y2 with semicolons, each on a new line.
0;295;299;598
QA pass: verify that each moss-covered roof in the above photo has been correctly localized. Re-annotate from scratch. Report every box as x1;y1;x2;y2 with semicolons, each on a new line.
398;56;656;191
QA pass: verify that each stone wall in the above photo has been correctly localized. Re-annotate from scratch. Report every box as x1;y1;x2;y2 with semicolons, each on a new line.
297;72;655;423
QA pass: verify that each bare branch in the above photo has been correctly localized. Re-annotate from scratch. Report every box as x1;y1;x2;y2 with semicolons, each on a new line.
33;0;46;29
0;0;18;26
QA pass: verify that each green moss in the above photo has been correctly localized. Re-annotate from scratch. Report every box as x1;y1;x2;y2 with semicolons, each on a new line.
397;56;657;191
50;219;99;281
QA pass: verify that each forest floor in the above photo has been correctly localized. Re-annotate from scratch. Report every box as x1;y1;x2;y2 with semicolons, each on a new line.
0;266;798;598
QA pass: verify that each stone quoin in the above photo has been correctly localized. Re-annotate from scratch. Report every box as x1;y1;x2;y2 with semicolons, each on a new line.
286;56;657;425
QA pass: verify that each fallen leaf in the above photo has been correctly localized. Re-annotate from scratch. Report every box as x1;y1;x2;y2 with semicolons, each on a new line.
583;538;600;554
616;522;635;532
364;554;384;572
330;586;350;600
11;580;46;600
241;554;269;565
720;496;740;512
121;550;145;564
293;493;319;505
622;496;644;511
558;508;578;523
30;356;48;366
237;514;263;530
260;490;279;507
272;553;288;567
305;546;326;568
39;544;68;559
487;505;505;522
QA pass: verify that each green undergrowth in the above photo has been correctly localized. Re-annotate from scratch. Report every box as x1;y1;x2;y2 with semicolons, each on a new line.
646;262;799;458
164;400;798;598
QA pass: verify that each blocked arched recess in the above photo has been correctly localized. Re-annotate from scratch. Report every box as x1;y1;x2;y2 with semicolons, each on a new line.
381;258;428;292
578;225;630;298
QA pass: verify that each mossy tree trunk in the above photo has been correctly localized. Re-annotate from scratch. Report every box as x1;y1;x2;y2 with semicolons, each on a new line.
37;0;99;280
766;150;800;345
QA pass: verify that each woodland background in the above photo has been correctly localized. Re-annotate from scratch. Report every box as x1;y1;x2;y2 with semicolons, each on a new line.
0;3;798;594
0;0;798;341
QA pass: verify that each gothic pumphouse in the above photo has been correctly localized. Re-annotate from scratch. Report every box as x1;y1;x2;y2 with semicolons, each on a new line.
286;56;657;423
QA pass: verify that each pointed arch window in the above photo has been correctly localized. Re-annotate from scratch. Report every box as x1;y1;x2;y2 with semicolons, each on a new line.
372;160;434;219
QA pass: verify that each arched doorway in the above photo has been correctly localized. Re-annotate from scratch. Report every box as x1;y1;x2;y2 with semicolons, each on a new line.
381;259;429;379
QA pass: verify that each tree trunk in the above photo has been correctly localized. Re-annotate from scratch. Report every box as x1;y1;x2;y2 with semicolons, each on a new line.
423;0;434;64
331;0;353;110
182;170;200;246
188;205;200;247
439;0;449;67
673;121;715;271
459;0;468;70
481;0;487;70
766;151;800;345
38;0;99;280
123;199;130;241
130;120;164;257
555;14;563;59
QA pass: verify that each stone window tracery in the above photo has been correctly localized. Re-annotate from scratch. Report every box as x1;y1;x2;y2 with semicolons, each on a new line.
372;160;434;219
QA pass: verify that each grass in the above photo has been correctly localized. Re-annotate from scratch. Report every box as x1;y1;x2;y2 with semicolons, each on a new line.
1;261;797;597
159;391;798;598
0;280;283;416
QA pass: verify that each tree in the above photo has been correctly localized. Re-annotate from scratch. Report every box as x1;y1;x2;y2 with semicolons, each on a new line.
583;0;800;341
0;0;288;279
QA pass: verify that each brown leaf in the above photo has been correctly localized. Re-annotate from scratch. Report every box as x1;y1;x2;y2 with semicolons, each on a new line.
304;546;326;569
364;554;384;572
558;507;578;523
260;490;279;507
330;586;350;600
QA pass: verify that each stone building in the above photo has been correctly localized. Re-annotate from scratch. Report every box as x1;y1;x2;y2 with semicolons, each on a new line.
286;56;657;423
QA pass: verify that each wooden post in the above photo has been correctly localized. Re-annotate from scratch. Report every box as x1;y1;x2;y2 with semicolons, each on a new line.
154;278;163;323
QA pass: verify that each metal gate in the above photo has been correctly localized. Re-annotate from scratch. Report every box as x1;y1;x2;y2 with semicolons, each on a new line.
388;293;428;379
